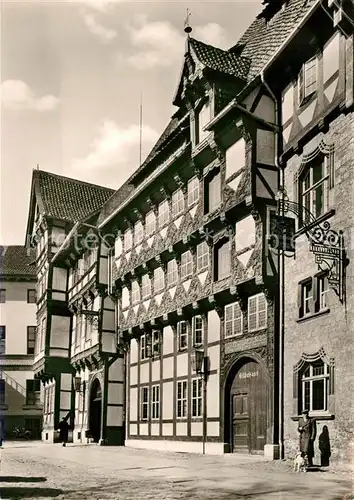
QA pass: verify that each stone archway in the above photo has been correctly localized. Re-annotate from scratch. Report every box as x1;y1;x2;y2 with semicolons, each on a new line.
89;378;102;443
224;356;269;454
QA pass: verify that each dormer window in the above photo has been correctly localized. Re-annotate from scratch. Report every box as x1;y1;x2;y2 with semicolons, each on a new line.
196;101;211;145
298;56;317;105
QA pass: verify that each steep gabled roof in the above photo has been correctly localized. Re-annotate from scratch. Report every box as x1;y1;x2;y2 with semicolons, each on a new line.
189;38;251;80
231;0;318;82
34;170;115;221
0;246;36;279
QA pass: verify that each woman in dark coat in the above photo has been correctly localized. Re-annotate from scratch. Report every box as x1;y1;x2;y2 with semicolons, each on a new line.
58;417;69;447
318;425;331;466
298;409;316;466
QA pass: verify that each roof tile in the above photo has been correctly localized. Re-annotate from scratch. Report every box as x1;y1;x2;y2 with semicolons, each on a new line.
0;246;36;278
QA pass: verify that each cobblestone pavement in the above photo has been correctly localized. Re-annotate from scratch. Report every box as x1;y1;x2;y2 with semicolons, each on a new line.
0;441;353;500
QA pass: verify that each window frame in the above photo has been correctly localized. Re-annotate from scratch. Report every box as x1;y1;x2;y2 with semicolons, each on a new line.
26;379;41;406
214;239;231;281
192;315;203;346
176;380;188;419
205;170;221;214
154;267;165;294
187;177;200;207
27;289;37;304
158;200;170;228
145;211;156;238
191;378;203;418
300;361;329;414
131;281;140;305
196;242;209;272
299;157;329;221
317;274;329;312
151;384;160;420
0;326;6;355
196;101;211;145
298;56;318;105
124;228;133;251
140;386;149;421
224;302;243;338
27;326;36;354
141;274;151;300
134;220;144;245
0;289;6;303
172;188;184;217
152;330;161;358
167;259;178;286
247;293;267;332
177;321;188;351
180;250;193;279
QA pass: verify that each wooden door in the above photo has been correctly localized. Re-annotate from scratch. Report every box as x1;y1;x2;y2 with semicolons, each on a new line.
232;393;249;451
231;361;267;453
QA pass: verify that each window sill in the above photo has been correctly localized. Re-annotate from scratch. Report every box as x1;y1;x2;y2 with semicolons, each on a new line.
291;413;335;421
178;347;188;353
295;209;335;238
297;308;330;323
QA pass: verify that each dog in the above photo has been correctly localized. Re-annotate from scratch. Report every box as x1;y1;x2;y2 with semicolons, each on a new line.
293;451;308;472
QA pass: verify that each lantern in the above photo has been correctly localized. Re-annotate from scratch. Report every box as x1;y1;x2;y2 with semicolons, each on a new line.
191;348;204;374
74;377;82;392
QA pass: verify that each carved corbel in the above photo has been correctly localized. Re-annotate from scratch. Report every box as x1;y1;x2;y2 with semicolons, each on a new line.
208;295;224;319
220;212;234;237
146;197;157;214
160;185;171;201
250;207;262;224
207;135;224;163
191;159;203;180
132;209;144;223
124;217;133;230
174;174;187;194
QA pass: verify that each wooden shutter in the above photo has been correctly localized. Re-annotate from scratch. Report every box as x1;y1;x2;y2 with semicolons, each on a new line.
297;282;303;318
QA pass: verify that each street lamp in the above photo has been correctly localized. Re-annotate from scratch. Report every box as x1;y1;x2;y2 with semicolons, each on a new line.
191;347;209;455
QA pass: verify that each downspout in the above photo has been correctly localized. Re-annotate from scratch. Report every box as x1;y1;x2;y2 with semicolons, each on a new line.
260;73;284;460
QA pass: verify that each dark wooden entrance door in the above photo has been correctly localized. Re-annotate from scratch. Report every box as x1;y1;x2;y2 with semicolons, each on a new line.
231;361;267;453
89;379;102;443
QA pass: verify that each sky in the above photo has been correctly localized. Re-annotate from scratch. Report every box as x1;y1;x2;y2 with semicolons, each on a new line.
0;0;263;245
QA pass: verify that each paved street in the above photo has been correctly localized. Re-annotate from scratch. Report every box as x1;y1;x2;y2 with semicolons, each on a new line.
0;441;353;500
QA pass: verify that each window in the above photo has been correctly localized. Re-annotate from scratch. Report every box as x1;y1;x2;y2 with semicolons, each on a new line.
40;318;46;351
151;385;160;420
145;211;156;237
124;229;133;251
0;379;5;405
0;326;5;354
187;177;199;206
225;302;243;337
196;101;211;144
134;221;144;245
317;275;329;312
152;331;161;357
140;333;151;360
172;189;184;217
154;267;165;294
177;380;187;418
196;242;209;272
27;289;36;304
248;293;267;332
301;361;329;413
214;240;231;281
158;200;169;228
192;316;203;346
205;171;221;213
27;326;36;354
299;56;317;104
301;280;313;316
26;379;41;406
177;321;188;350
141;386;149;420
167;260;178;286
192;378;202;417
180;251;193;279
300;159;329;220
131;281;140;304
141;274;151;299
0;289;5;303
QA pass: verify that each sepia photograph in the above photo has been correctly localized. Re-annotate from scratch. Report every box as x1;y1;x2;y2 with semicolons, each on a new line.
0;0;353;498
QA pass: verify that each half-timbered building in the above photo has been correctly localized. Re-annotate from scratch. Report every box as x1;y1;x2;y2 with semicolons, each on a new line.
25;170;115;442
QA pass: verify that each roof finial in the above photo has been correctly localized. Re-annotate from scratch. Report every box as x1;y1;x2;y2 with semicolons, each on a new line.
36;163;40;170
184;8;192;35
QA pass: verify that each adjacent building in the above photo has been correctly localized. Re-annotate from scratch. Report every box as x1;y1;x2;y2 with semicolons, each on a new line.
0;245;42;439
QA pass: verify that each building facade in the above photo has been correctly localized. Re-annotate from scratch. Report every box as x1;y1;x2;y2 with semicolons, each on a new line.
0;246;42;439
26;170;116;442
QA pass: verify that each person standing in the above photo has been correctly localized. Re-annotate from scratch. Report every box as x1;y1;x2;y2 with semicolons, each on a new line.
298;409;317;466
57;417;70;447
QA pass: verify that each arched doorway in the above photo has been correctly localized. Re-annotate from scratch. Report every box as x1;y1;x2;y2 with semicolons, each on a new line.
224;358;268;453
89;379;102;443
